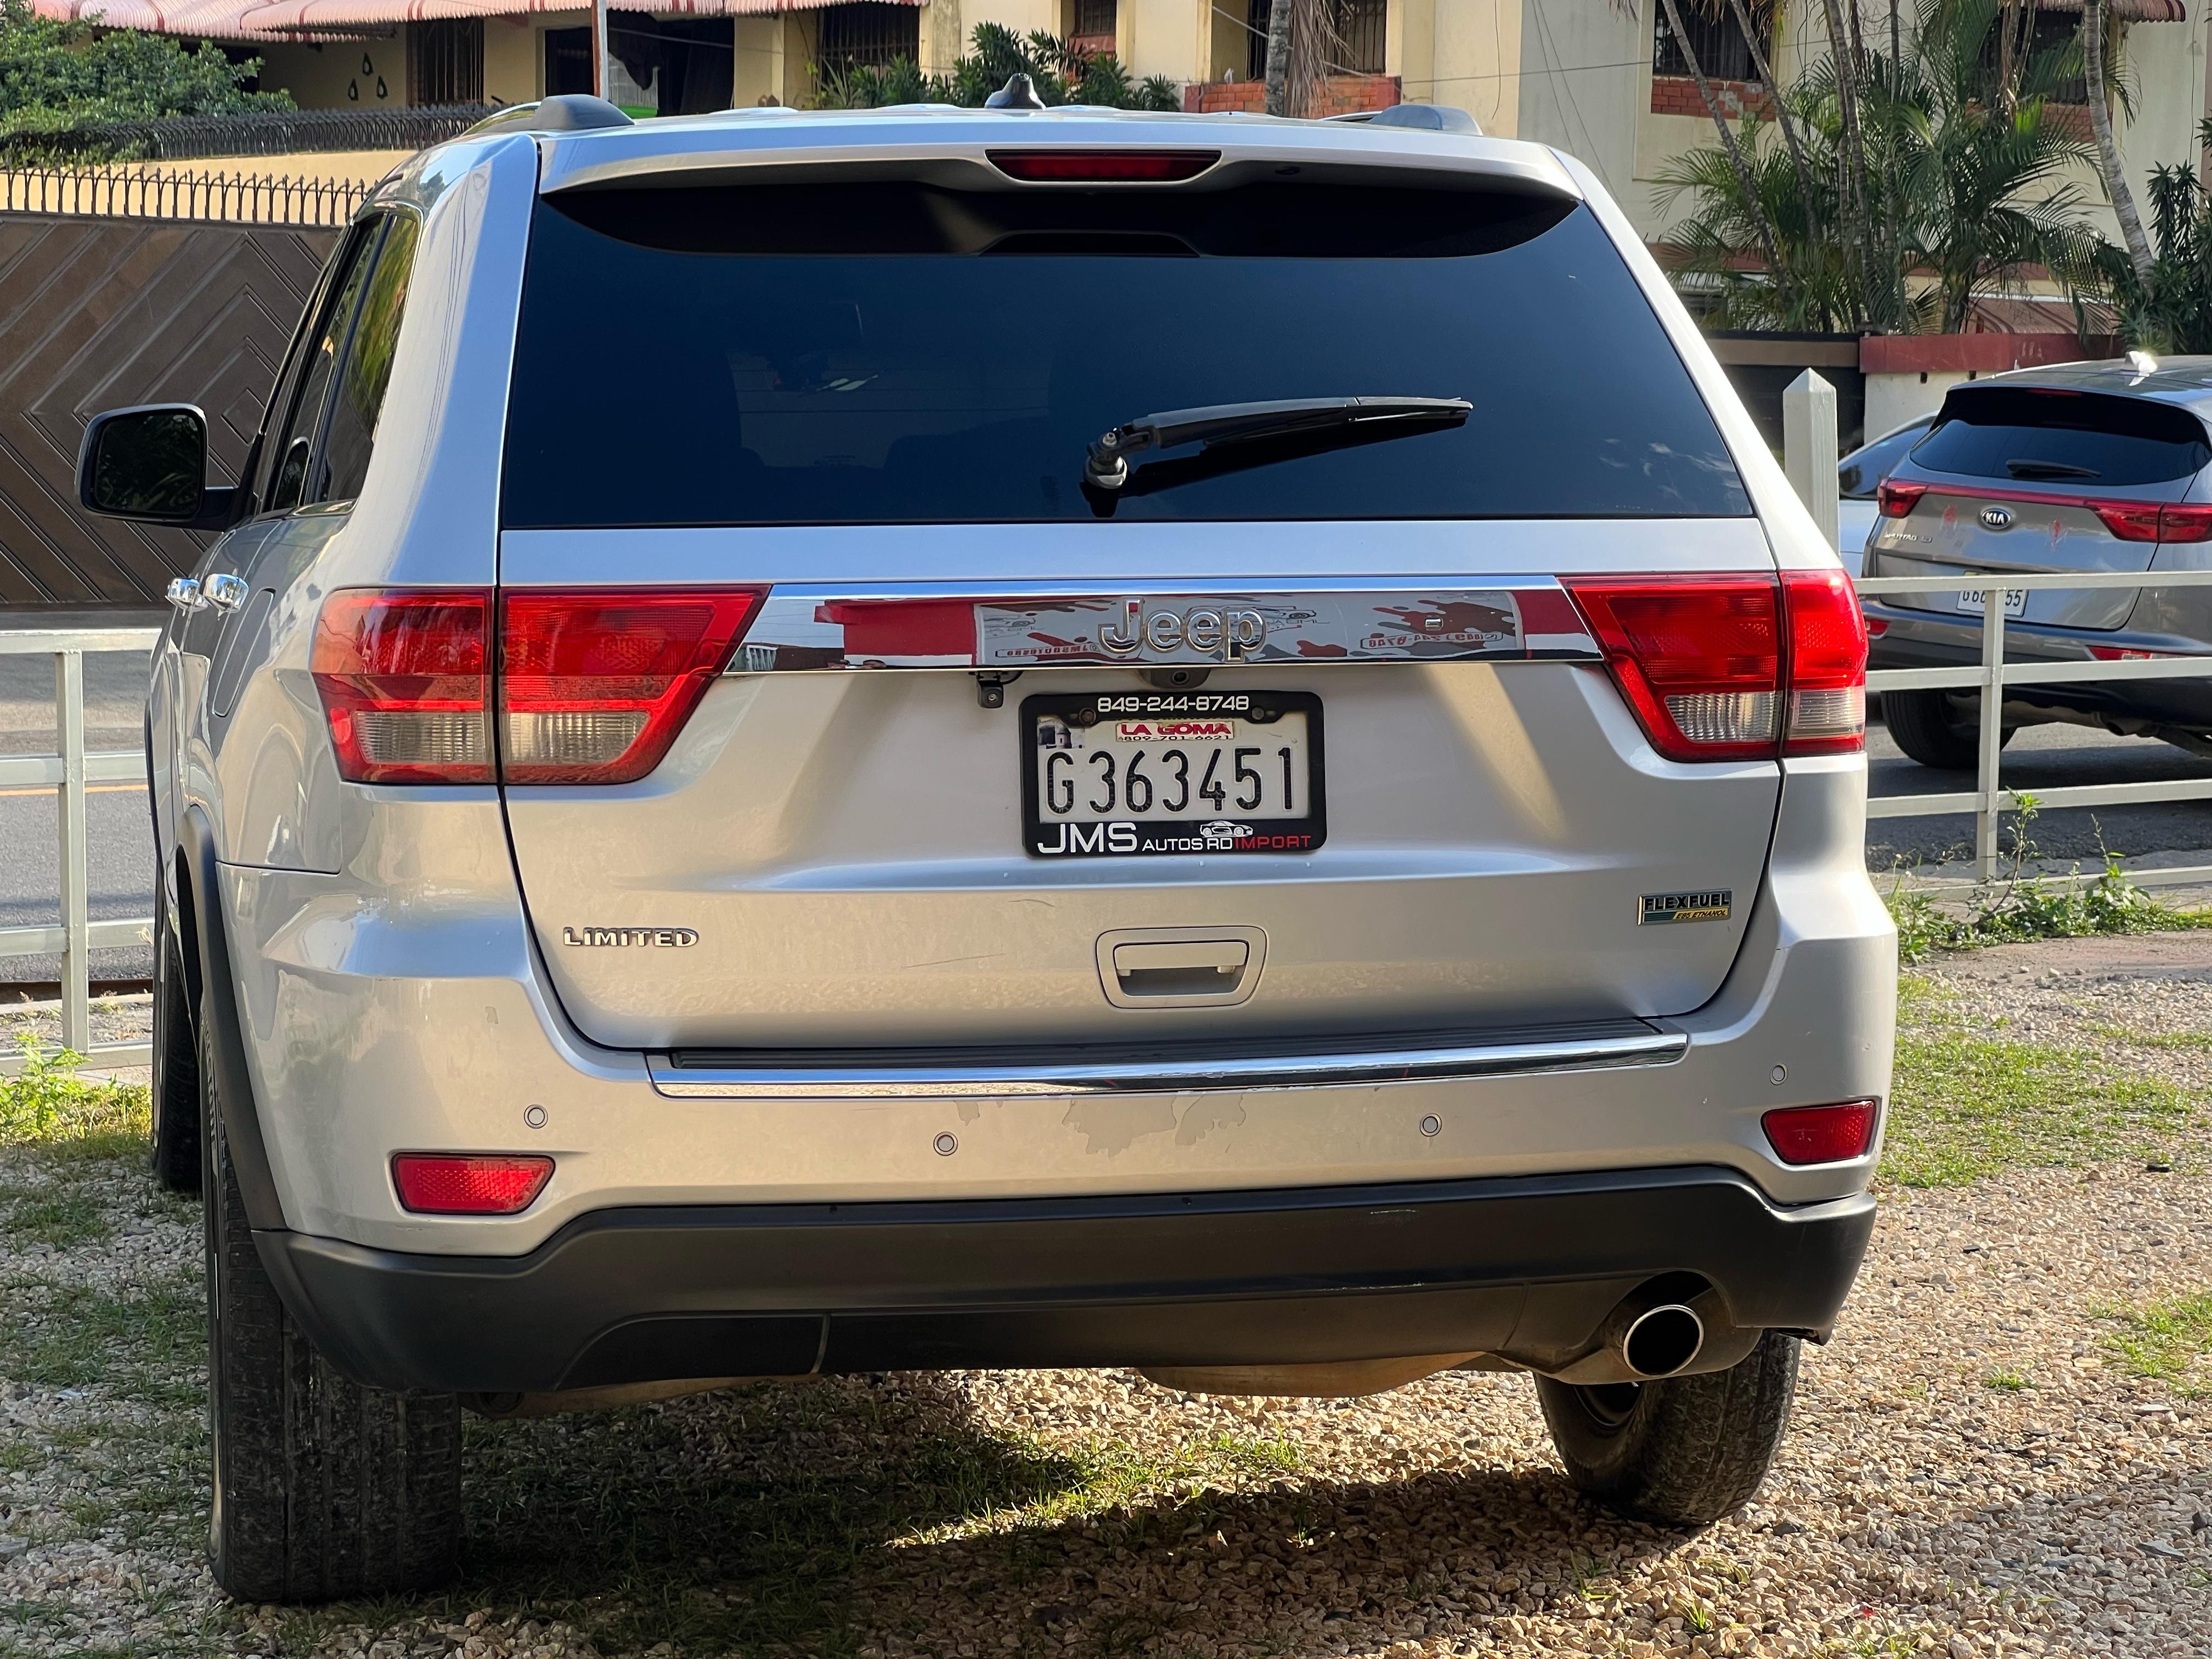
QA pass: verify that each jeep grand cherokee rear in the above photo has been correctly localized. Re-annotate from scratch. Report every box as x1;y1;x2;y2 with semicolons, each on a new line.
98;97;1892;1601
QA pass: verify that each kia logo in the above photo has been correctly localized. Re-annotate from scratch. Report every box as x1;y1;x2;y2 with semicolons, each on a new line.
1979;505;2015;531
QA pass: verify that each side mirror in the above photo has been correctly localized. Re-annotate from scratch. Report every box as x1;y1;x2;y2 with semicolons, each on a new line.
77;404;242;530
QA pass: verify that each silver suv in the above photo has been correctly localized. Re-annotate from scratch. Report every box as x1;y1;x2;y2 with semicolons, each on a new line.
84;93;1893;1601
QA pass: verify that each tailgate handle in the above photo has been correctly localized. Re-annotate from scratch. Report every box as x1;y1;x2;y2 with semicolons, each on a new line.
1113;940;1248;995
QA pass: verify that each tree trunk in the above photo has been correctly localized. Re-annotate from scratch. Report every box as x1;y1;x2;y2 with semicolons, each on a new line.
1731;0;1820;249
1263;0;1292;116
1661;0;1782;276
1818;0;1877;329
2083;0;2155;284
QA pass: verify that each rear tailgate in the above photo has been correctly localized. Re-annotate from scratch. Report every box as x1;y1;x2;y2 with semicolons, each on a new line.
1871;384;2212;628
492;150;1796;1052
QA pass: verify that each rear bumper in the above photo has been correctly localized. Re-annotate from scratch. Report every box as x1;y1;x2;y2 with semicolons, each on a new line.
258;1165;1876;1394
1866;605;2212;727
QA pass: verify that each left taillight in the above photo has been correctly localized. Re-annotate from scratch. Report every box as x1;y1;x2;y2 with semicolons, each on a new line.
312;589;494;784
313;587;766;786
1562;569;1868;763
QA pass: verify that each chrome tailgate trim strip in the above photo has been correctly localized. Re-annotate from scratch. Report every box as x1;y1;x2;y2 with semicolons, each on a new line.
647;1026;1687;1099
729;580;1601;672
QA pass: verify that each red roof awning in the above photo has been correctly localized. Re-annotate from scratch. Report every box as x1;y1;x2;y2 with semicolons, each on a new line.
32;0;918;40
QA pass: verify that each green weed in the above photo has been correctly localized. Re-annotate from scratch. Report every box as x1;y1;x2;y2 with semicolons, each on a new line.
2100;1290;2212;1395
1981;1370;2034;1392
0;1032;149;1157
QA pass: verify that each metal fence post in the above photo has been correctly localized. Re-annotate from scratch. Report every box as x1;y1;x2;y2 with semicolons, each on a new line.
1977;590;2008;882
53;648;91;1053
1782;369;1840;551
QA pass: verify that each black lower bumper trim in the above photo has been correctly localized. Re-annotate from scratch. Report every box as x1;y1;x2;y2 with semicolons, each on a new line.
257;1167;1876;1394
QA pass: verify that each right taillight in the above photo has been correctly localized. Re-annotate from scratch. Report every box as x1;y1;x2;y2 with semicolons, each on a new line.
1564;570;1867;763
1780;568;1869;755
1562;577;1782;761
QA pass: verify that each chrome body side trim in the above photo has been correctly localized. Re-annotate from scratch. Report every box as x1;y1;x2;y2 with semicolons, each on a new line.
647;1024;1686;1099
726;580;1603;673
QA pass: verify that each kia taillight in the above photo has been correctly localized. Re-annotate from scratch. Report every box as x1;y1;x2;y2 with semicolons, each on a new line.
312;590;493;783
1564;572;1867;763
392;1153;554;1215
500;589;766;783
2095;500;2212;544
1876;480;1926;517
314;586;765;786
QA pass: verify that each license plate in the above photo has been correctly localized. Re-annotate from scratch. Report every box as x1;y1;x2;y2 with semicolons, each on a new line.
1955;586;2028;618
1022;690;1325;859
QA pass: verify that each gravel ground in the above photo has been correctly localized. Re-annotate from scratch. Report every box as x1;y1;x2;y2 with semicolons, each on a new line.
4;943;2212;1658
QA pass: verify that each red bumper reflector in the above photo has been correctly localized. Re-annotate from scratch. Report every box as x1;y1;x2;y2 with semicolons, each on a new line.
392;1154;554;1215
1762;1100;1879;1166
988;149;1219;182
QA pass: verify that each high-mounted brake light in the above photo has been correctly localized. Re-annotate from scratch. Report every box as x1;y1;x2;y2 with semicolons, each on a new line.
315;586;766;786
988;149;1219;182
1562;571;1867;763
392;1153;554;1215
1762;1100;1879;1166
499;588;766;783
312;590;493;784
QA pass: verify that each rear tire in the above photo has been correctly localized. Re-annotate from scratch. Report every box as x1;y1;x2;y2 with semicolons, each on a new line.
149;896;199;1192
1535;1330;1800;1528
201;1005;462;1601
1883;689;2012;771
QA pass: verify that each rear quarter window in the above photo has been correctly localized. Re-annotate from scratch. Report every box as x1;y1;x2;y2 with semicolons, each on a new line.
500;180;1750;528
1910;386;2211;487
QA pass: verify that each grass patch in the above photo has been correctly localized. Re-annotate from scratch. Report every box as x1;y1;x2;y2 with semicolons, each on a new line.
0;1034;149;1159
0;1273;204;1409
1981;1370;2034;1392
0;1185;111;1247
270;1389;1313;1659
1882;801;2212;963
2100;1290;2212;1395
2089;1024;2212;1052
1883;1029;2198;1186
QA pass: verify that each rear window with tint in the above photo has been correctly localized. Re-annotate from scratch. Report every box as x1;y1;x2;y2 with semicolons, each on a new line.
500;181;1749;527
1910;386;2211;487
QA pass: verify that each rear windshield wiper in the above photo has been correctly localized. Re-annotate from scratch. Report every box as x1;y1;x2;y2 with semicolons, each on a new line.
1083;396;1471;492
2006;458;2100;480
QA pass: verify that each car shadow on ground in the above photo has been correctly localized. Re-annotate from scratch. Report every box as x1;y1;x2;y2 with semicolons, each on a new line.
325;1370;1681;1656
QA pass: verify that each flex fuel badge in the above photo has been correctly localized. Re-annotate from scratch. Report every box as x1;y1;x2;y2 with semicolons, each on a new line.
1640;890;1733;926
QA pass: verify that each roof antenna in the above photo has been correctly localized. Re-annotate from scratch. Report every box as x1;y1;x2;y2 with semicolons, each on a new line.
986;74;1047;110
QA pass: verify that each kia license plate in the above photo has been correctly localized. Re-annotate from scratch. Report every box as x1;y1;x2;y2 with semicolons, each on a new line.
1022;691;1325;859
1955;586;2028;619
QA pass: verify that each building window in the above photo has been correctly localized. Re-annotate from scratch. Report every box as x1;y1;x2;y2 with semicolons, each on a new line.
816;2;922;77
409;18;484;106
1652;1;1766;84
1978;10;2089;104
1245;0;1389;81
1070;0;1117;48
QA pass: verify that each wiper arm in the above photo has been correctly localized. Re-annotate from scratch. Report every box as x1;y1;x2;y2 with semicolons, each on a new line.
2006;458;2100;480
1083;396;1471;490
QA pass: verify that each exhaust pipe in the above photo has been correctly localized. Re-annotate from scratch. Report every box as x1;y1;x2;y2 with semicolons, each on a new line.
1615;1301;1705;1379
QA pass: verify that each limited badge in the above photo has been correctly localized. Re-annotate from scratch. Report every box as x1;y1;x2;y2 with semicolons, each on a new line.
1639;890;1732;925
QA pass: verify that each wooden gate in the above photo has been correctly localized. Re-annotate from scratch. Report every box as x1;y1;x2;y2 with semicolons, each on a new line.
0;210;342;611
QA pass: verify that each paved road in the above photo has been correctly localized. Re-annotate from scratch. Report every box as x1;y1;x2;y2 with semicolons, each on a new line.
7;648;2212;992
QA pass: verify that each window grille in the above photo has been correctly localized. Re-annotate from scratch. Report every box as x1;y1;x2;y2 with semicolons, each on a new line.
816;3;922;76
1245;0;1389;81
1073;0;1118;42
1652;3;1765;83
409;19;484;107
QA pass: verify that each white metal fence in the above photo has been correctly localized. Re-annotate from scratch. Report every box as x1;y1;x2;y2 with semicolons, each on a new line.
1861;569;2212;887
0;627;161;1077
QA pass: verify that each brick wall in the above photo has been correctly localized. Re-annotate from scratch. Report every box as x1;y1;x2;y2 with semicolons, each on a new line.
1649;75;1773;120
1184;75;1400;116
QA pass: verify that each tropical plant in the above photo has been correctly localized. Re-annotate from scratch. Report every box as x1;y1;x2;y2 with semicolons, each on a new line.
815;24;1177;113
0;0;291;161
2096;119;2212;351
1654;0;2108;334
